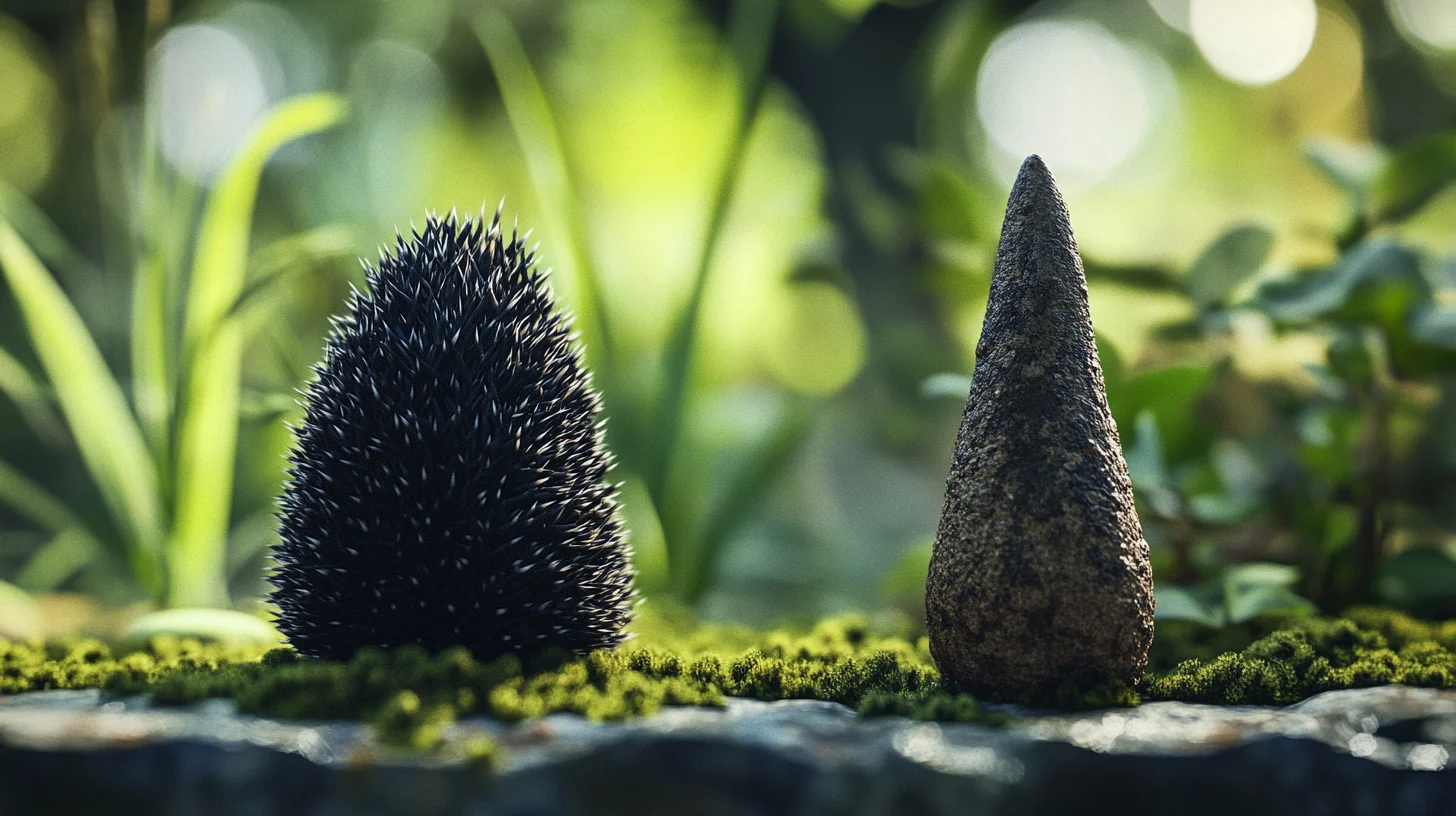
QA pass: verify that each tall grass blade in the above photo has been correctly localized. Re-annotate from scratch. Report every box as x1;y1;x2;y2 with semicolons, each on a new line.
0;345;65;444
170;93;346;607
647;0;779;517
131;251;170;452
16;527;100;592
0;457;83;534
0;182;99;281
0;220;164;595
472;8;614;373
683;400;810;599
224;225;357;328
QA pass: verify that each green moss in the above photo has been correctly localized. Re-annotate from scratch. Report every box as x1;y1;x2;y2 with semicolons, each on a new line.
9;608;1456;746
1142;611;1456;704
0;614;983;743
858;689;1010;724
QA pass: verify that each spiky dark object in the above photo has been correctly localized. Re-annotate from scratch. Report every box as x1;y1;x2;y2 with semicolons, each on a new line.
270;212;633;660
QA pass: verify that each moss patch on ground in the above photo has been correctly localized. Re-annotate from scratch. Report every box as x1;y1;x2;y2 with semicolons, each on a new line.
1142;607;1456;705
6;607;1456;751
0;614;957;750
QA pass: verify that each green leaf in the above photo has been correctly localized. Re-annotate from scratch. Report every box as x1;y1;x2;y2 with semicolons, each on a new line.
1376;548;1456;609
1187;493;1260;526
1224;561;1301;590
218;225;357;339
0;219;164;595
0;457;80;533
1409;305;1456;350
15;527;99;592
0;344;64;444
123;608;281;646
180;94;347;356
1110;363;1215;458
1185;224;1273;311
1225;585;1317;624
1305;138;1385;198
1222;562;1315;623
1369;133;1456;224
1186;440;1264;525
919;372;972;400
1258;241;1424;322
879;538;933;602
1153;585;1225;628
131;251;171;457
687;401;812;599
645;0;780;520
0;181;98;281
908;158;990;243
1095;334;1125;388
1080;259;1182;293
171;93;346;608
471;9;611;369
1125;411;1182;519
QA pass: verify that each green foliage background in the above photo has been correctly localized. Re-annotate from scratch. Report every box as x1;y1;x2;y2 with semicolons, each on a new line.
0;0;1455;633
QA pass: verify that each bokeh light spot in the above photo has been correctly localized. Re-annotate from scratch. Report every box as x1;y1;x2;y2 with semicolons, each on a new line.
151;25;269;182
1280;8;1364;132
762;281;867;395
1147;0;1191;34
1190;0;1317;86
1388;0;1456;51
0;16;61;194
975;20;1164;189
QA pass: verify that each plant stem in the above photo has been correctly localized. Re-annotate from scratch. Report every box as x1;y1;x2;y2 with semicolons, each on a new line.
472;9;616;379
1349;373;1390;604
646;0;779;570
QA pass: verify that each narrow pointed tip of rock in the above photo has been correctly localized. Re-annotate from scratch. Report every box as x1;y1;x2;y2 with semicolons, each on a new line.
1020;154;1048;174
1001;155;1075;257
1009;155;1062;202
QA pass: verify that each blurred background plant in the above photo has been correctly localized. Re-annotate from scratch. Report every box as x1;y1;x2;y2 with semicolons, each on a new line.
2;0;1456;637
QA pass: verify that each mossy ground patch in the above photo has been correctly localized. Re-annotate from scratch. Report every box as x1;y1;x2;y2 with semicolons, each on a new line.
6;607;1456;752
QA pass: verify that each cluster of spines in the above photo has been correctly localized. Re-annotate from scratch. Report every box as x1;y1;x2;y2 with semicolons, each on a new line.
270;210;633;660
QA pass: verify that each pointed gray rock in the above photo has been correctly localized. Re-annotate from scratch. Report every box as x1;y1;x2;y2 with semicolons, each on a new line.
926;155;1154;692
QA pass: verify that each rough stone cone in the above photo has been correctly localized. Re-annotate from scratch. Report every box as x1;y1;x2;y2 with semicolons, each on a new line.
926;155;1154;692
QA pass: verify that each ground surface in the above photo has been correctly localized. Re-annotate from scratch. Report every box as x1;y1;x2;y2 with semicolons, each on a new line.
2;685;1455;815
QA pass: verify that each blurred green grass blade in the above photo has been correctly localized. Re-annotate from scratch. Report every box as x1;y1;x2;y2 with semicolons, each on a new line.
225;225;357;327
0;345;65;444
16;526;99;592
649;0;779;507
0;219;164;595
132;251;170;453
0;182;99;281
1369;133;1456;225
125;608;281;645
472;9;613;371
180;94;348;355
171;93;346;608
0;457;81;533
685;400;810;600
225;508;280;577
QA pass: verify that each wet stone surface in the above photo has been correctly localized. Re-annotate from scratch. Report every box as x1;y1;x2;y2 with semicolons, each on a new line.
3;686;1456;814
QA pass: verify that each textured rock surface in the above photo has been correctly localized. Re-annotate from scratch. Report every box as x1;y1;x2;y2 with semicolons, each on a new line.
927;155;1154;692
5;687;1456;815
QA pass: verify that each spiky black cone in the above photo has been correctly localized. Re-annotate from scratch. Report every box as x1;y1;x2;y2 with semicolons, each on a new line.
270;211;633;660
